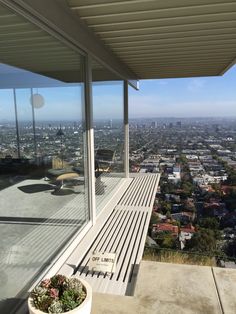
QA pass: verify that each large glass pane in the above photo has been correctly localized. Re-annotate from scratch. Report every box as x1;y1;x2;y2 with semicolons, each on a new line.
92;60;125;214
0;5;89;313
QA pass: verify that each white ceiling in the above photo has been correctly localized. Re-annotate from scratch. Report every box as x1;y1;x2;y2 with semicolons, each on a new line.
0;0;236;83
68;0;236;79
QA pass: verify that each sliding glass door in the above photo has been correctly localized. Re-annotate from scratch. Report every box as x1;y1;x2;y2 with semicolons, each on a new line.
0;4;89;313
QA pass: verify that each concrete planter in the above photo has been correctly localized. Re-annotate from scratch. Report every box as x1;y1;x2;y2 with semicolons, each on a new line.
28;278;92;314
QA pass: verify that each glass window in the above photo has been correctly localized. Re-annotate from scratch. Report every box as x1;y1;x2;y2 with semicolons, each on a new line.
92;60;125;214
0;5;89;313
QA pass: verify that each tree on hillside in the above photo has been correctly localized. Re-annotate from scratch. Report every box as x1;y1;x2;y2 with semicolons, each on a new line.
156;232;177;249
178;155;187;164
162;234;176;249
227;170;236;185
185;229;217;253
166;210;171;219
180;182;194;198
211;183;222;198
199;217;219;230
159;200;171;215
223;189;236;211
150;212;160;225
199;218;222;240
225;239;236;258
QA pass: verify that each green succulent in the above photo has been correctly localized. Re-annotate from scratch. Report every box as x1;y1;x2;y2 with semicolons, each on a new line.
34;295;53;312
31;286;48;299
61;289;79;311
48;300;64;313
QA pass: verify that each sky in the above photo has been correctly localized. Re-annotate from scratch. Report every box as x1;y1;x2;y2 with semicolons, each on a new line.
129;64;236;118
0;63;236;121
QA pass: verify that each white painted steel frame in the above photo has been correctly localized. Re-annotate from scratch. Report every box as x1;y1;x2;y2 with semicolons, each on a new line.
13;88;21;158
84;54;96;226
124;80;129;178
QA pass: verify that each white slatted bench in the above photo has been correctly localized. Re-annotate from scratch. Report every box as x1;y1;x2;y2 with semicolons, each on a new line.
74;173;160;296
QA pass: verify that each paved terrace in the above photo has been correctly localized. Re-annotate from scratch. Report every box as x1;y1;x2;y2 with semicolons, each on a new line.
91;261;236;314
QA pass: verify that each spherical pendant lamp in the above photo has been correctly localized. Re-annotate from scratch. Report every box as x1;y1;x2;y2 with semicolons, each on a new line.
30;93;45;109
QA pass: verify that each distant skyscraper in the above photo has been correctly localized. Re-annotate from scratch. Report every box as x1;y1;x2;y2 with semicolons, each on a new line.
177;121;182;128
151;121;157;128
109;119;113;128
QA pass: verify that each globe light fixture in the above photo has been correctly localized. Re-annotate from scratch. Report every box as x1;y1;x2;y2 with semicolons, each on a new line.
30;93;45;109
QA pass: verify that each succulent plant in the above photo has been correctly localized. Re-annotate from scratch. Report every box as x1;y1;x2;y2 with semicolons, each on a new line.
48;300;63;313
33;295;53;312
76;290;87;306
31;286;48;298
65;277;83;292
30;275;87;313
50;274;67;289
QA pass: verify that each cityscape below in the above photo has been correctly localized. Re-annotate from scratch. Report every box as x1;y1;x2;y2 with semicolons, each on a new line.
1;116;236;268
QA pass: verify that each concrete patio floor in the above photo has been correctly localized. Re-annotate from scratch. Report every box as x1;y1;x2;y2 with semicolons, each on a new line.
91;261;236;314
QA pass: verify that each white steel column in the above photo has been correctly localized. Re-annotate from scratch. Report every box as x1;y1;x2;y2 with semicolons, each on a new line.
13;89;21;158
124;81;129;178
30;88;37;158
85;54;96;225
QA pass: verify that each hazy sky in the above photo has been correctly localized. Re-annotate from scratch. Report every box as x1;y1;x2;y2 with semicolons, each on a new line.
129;64;236;118
0;64;236;121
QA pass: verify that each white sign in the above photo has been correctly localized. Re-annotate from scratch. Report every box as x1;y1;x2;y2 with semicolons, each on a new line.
88;252;116;273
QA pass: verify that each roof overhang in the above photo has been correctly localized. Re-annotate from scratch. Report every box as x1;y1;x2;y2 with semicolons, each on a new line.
0;0;235;87
68;0;236;79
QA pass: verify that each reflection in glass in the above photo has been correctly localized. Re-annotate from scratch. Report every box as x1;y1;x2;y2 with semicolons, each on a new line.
92;60;125;213
0;55;88;314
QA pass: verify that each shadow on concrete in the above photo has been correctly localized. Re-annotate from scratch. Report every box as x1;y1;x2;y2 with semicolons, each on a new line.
0;297;26;314
51;189;79;196
18;183;55;194
67;263;77;273
76;265;90;274
125;264;140;296
0;216;84;226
